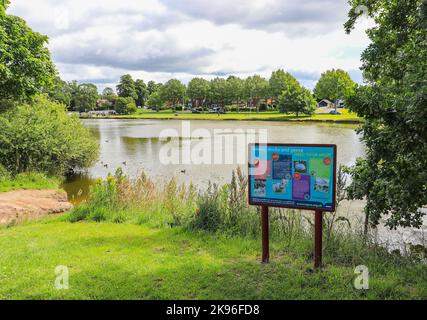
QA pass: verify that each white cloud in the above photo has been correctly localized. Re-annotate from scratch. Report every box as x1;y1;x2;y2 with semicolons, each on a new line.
8;0;372;90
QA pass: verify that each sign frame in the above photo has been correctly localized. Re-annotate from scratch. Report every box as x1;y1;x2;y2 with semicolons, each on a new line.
247;143;337;212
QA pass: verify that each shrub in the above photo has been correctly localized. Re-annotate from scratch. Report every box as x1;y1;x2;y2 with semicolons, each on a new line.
0;95;99;175
0;164;10;181
114;97;137;115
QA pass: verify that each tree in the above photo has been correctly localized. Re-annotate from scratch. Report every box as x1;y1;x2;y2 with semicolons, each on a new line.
73;83;99;112
160;79;186;110
0;95;99;175
209;77;228;107
114;97;137;115
244;75;269;110
146;91;164;111
269;70;299;107
0;1;56;110
147;81;162;95
225;76;244;107
187;78;210;109
135;79;148;107
45;76;72;107
278;83;316;117
116;74;137;100
313;69;356;104
102;87;116;101
344;0;427;230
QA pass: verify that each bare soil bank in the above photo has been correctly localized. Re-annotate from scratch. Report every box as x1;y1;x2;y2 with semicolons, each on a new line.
0;190;73;225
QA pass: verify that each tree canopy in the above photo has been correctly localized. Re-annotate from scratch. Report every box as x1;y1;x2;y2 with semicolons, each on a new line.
278;82;316;116
313;69;356;103
160;79;186;109
116;74;138;101
0;2;56;110
344;0;427;229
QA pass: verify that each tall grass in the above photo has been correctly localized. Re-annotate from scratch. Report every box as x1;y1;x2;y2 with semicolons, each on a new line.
64;167;427;266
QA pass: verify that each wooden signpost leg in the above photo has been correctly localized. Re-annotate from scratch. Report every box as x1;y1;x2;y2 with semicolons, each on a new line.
314;210;323;269
261;206;269;263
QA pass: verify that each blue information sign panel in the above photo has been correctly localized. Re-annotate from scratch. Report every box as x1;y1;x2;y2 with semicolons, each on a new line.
248;144;337;212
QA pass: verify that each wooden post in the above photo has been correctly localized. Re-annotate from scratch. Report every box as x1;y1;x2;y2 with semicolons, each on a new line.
314;210;323;269
261;206;269;263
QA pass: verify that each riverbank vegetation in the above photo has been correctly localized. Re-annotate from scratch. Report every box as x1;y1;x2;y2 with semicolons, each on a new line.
90;108;362;123
0;169;425;299
0;170;59;193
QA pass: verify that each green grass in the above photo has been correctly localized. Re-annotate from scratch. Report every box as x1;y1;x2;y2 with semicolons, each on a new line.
0;218;425;300
0;172;60;192
88;109;362;123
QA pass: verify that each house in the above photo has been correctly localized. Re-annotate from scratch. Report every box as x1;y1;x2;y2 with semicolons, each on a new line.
317;99;335;108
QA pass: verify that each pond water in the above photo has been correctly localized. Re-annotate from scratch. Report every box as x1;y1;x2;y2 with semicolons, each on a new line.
63;119;364;203
62;119;427;251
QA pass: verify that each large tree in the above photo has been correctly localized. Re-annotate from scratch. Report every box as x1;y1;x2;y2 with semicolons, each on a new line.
135;79;148;107
187;77;210;109
160;79;186;110
278;82;316;117
269;69;299;107
210;77;228;107
116;74;137;101
344;0;427;230
0;0;56;110
73;83;99;112
225;76;244;107
244;75;269;110
313;69;356;104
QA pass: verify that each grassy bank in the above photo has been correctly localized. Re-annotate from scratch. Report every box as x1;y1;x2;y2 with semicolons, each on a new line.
0;169;424;299
0;172;60;193
83;109;362;123
0;219;425;299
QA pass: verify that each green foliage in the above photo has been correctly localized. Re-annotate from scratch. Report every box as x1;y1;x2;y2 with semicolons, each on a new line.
187;77;210;107
0;172;59;192
116;74;138;100
278;83;316;116
146;91;164;111
135;79;148;107
209;77;228;106
269;69;299;103
344;0;427;229
44;76;72;107
226;76;244;105
72;83;99;112
147;80;162;95
313;69;356;102
160;79;186;109
0;4;56;110
0;95;99;175
114;96;137;114
244;75;269;107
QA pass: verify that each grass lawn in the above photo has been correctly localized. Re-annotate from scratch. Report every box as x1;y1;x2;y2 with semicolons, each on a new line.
0;219;425;300
0;172;60;193
88;109;362;123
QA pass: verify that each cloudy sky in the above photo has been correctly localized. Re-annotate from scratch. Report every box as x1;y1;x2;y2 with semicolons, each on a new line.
9;0;372;91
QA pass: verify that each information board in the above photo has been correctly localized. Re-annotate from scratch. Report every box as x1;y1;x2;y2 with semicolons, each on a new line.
248;144;337;211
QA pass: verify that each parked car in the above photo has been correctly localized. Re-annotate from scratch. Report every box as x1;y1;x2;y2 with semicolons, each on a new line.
191;108;202;114
329;110;341;115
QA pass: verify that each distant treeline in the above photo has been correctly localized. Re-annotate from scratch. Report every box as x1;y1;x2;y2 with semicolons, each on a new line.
48;69;356;116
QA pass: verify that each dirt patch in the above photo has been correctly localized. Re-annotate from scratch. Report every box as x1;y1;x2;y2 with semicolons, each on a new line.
0;189;73;225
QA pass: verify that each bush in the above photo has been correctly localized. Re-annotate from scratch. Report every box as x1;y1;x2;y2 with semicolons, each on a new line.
0;95;99;175
0;164;10;181
114;97;137;115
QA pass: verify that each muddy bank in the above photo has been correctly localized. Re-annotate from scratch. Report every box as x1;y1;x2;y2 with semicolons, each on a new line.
0;190;73;225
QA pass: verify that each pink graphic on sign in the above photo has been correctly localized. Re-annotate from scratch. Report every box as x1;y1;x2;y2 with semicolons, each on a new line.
292;175;311;200
254;160;271;179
